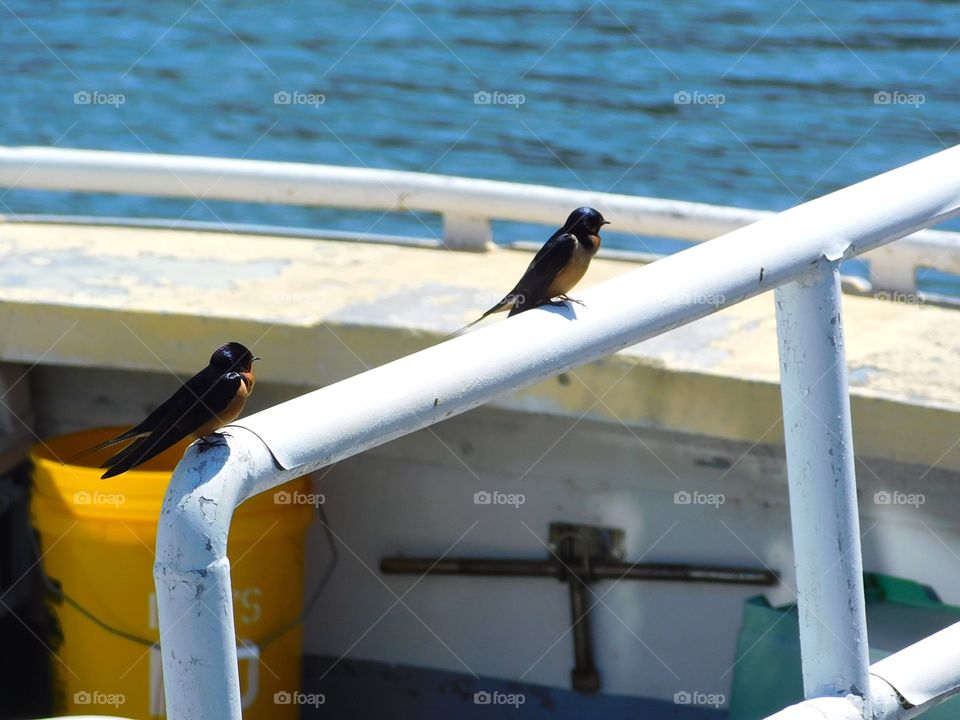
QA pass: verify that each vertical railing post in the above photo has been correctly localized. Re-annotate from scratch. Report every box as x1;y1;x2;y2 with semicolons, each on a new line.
441;212;493;250
775;263;870;711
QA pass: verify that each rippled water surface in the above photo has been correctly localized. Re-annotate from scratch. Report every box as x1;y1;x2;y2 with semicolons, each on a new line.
3;0;960;261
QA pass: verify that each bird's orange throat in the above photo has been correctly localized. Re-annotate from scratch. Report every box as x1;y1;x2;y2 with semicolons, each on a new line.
241;371;256;392
583;234;601;254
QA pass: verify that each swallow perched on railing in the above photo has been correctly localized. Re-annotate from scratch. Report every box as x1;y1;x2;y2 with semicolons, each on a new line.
79;342;259;479
450;207;609;337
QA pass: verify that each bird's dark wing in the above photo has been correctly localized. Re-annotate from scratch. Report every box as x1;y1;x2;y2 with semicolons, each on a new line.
69;428;150;461
97;434;152;475
506;232;577;317
444;232;577;338
73;365;220;460
100;371;243;479
528;226;568;266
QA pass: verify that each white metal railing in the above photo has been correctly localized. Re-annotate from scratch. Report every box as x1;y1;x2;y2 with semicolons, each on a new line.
133;144;960;719
0;146;959;299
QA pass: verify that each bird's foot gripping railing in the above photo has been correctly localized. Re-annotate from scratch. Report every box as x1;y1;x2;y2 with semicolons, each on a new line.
150;144;960;720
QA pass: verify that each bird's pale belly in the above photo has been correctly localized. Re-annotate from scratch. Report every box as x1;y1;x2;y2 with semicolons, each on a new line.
191;373;254;439
547;242;593;298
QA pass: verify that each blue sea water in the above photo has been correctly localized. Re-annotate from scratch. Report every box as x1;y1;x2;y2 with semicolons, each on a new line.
2;1;960;268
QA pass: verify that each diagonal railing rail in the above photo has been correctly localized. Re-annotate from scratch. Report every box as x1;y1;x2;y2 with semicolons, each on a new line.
139;144;960;719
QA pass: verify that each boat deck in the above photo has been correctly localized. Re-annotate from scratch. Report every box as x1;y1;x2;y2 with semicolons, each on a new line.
0;219;956;474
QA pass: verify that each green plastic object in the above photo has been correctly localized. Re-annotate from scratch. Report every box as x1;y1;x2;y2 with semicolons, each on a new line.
729;573;960;719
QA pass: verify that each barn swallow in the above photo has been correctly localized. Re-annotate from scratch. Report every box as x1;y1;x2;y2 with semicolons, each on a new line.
79;342;258;479
450;207;608;336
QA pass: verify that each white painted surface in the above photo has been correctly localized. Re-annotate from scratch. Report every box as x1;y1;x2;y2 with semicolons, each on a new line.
764;620;960;718
0;145;760;246
1;145;959;295
776;267;870;702
872;618;960;708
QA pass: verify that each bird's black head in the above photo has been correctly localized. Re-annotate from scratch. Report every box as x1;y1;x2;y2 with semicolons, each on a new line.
563;207;609;236
210;342;258;373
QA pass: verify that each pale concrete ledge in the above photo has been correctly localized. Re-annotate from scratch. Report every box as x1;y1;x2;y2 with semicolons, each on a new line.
1;219;957;473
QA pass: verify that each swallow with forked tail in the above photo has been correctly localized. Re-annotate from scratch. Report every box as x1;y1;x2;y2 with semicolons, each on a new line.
79;342;259;479
450;207;608;336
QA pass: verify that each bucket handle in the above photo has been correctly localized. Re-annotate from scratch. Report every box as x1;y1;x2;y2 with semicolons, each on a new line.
31;499;338;651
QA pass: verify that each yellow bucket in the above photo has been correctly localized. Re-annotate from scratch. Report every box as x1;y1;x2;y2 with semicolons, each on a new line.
31;428;316;719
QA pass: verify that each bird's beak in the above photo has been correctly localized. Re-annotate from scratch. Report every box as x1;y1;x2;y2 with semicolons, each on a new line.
602;220;611;225
253;357;261;362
